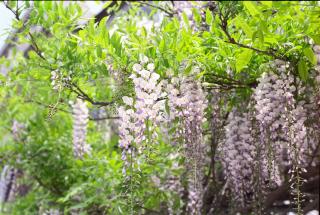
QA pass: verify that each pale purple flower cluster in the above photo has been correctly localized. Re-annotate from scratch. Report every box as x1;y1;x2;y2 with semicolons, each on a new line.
0;165;16;203
314;45;320;109
118;56;165;174
289;103;308;165
118;106;136;173
167;76;207;215
72;98;91;158
253;66;296;180
221;109;255;205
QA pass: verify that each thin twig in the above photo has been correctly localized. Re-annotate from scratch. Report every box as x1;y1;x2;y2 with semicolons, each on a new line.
137;1;174;17
69;82;113;107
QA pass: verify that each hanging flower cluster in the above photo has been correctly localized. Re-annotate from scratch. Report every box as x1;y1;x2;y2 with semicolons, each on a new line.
0;120;26;204
253;64;296;180
0;166;16;203
72;98;91;159
118;55;166;174
166;76;207;215
220;109;255;205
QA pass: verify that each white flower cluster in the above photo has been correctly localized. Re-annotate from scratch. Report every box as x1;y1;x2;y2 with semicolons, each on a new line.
118;55;166;174
72;98;91;158
221;109;255;205
0;165;16;203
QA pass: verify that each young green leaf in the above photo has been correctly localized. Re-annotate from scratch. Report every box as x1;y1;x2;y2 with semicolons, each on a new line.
261;1;272;8
236;49;253;72
303;47;317;65
192;8;201;24
206;8;213;25
243;2;260;17
298;59;308;81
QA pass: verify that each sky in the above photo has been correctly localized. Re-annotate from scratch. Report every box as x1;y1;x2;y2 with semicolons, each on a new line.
0;3;14;49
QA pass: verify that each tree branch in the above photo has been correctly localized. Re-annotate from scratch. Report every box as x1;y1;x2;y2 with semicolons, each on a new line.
4;3;113;107
217;3;290;62
137;1;174;17
68;82;113;107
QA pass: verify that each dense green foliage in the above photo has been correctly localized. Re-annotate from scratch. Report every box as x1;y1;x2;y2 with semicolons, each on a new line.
0;1;319;214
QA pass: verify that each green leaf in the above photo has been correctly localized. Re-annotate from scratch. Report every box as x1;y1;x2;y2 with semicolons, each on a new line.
257;30;264;44
298;59;308;81
303;47;317;65
205;8;213;25
182;12;190;29
252;30;264;44
192;8;201;24
96;45;102;58
236;49;253;72
25;1;30;8
310;34;320;45
261;1;272;8
233;16;253;38
243;2;260;17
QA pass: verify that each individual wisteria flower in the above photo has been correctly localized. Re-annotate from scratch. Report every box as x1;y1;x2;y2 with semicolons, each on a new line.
72;98;91;159
220;108;256;205
0;165;16;203
118;56;166;174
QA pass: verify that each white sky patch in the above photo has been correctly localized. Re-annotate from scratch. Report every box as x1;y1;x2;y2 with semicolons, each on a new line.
0;3;14;48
